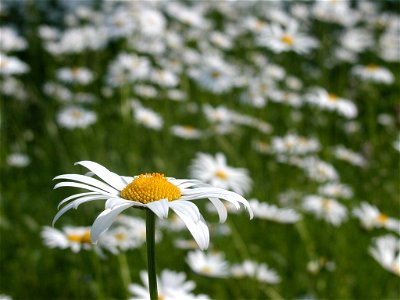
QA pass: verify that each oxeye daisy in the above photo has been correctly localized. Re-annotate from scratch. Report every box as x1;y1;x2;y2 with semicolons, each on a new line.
189;152;252;195
52;160;253;250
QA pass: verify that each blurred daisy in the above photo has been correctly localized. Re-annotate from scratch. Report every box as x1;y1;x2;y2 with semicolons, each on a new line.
317;182;353;200
186;250;229;278
129;269;210;300
0;294;12;300
0;53;29;75
306;88;358;119
0;27;27;52
174;239;200;250
230;260;281;284
56;106;97;129
394;134;400;152
303;195;347;226
41;226;95;253
6;152;30;168
297;156;339;183
353;202;400;234
352;64;394;84
171;125;203;140
249;199;301;224
131;102;163;131
189;55;237;94
271;133;320;156
257;20;319;54
53;161;253;250
189;152;252;195
333;145;366;167
369;235;400;276
56;67;94;85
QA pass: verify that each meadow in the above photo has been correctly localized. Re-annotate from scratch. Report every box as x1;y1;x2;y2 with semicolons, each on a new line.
1;1;399;299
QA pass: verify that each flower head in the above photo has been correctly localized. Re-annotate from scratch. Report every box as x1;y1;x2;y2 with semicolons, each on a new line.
53;161;253;250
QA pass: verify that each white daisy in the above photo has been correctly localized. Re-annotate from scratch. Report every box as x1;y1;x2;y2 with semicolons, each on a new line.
230;260;280;284
257;20;319;54
56;67;94;85
170;125;203;140
333;145;366;167
352;202;400;234
53;161;253;250
129;269;210;300
6;152;30;168
189;152;252;195
249;199;301;224
302;195;347;226
369;235;400;276
270;133;320;156
186;250;229;278
306;88;358;119
56;106;97;129
0;53;29;75
352;64;394;84
41;226;95;253
131;102;163;131
317;182;353;200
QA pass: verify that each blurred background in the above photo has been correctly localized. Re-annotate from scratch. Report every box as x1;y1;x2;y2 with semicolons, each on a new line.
1;1;399;299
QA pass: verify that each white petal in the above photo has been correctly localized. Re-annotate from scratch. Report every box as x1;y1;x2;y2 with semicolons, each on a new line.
54;181;114;196
105;197;143;209
146;199;170;219
54;174;119;195
208;197;228;223
75;161;126;191
52;195;109;226
169;200;200;223
91;202;134;242
171;206;209;250
57;192;97;209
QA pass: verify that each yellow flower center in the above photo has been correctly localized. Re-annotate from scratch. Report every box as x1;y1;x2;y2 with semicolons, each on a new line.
71;109;82;119
201;266;213;274
322;199;332;210
327;93;338;102
67;230;91;243
120;173;181;204
281;35;294;45
115;232;126;241
211;71;221;79
215;170;228;180
376;213;389;224
366;64;379;71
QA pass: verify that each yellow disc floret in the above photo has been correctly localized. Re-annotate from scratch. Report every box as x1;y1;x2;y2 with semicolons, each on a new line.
120;173;181;204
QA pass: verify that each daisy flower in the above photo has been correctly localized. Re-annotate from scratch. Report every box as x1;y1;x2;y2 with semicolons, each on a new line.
270;133;320;156
56;106;97;129
249;199;301;224
6;152;30;168
186;250;230;278
302;195;347;226
189;152;252;195
306;88;358;119
352;202;400;234
230;260;281;284
317;182;353;200
41;226;96;253
332;145;366;167
129;269;210;300
257;20;319;54
0;53;29;75
52;160;253;250
56;67;94;85
170;125;203;140
352;64;394;84
369;235;400;276
131;102;163;131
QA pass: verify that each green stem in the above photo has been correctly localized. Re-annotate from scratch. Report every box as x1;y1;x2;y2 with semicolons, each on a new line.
117;252;131;298
146;209;158;300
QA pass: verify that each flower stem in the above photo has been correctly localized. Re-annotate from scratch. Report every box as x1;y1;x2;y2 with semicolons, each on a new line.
146;209;158;300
